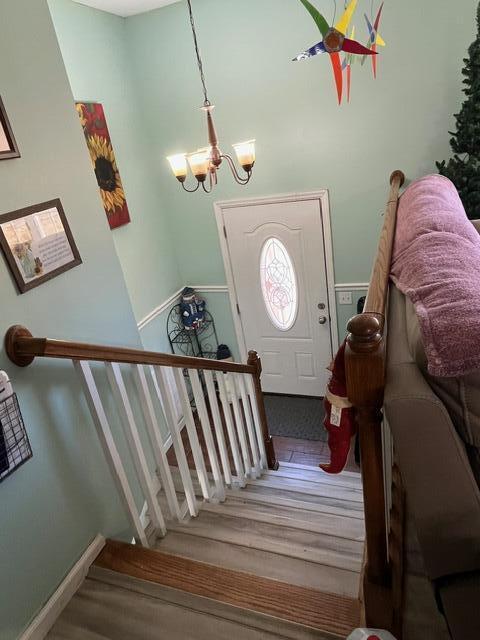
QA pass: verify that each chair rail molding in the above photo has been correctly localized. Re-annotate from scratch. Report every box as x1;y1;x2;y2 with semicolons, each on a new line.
137;287;184;331
137;283;369;333
137;285;230;331
335;283;369;291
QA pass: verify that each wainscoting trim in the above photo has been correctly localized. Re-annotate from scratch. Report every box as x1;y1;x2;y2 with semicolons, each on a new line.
137;287;184;331
138;283;369;332
137;285;229;331
192;285;229;293
334;282;369;291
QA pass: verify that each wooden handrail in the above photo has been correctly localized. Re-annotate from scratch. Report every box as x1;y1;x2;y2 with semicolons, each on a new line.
4;325;255;374
4;324;278;470
364;169;405;317
345;170;405;635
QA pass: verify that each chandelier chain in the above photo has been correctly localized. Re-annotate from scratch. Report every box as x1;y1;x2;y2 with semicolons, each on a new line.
187;0;210;106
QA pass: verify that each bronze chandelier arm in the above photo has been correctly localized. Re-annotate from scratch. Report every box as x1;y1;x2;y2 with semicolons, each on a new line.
221;154;252;185
181;180;201;193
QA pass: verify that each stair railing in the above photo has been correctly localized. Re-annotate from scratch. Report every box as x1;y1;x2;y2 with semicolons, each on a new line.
345;170;405;637
4;326;278;546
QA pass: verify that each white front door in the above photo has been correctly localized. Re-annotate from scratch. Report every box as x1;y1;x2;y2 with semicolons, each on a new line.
221;195;334;396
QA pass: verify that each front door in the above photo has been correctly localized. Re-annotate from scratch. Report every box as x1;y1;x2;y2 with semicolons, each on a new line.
222;196;334;396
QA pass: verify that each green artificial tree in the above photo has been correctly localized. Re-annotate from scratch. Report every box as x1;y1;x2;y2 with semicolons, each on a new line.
437;3;480;220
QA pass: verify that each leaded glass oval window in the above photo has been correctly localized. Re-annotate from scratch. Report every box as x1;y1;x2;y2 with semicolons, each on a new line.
260;237;298;331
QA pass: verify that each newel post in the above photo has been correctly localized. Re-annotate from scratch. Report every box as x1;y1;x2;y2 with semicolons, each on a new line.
346;313;392;629
248;350;279;470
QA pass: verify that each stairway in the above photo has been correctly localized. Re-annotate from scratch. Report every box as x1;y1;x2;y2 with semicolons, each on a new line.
47;462;364;639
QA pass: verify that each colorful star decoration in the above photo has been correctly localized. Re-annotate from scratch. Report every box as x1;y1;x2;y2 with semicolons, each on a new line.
293;0;386;105
342;26;357;103
362;2;385;78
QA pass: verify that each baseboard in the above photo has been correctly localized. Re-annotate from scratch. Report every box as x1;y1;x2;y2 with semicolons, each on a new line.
20;534;105;640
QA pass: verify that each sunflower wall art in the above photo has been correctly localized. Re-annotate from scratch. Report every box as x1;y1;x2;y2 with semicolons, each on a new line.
76;102;130;229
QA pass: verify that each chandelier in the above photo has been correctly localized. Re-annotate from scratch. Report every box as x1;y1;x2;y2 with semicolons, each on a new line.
167;0;255;193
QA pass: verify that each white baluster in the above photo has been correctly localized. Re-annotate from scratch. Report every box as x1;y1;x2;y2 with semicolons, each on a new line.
237;373;261;477
106;363;166;537
228;373;253;477
215;371;246;487
204;370;232;486
173;368;212;500
74;361;147;546
133;364;181;520
246;375;268;469
188;369;225;501
152;366;198;517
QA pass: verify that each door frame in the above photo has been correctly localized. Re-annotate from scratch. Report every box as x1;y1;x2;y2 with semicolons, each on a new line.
214;190;339;361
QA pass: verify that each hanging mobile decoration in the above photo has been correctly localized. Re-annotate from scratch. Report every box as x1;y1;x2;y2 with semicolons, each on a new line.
342;26;357;102
293;0;385;104
362;2;385;78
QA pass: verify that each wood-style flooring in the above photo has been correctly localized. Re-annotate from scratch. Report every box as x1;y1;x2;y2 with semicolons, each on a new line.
167;423;359;473
273;435;359;471
160;461;365;600
95;539;361;637
47;396;363;639
48;565;337;640
48;461;365;640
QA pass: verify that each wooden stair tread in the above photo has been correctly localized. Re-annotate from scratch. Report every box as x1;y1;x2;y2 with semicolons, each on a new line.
163;509;363;572
169;467;365;519
235;484;364;518
154;531;361;597
201;496;365;541
281;462;361;478
224;487;364;520
252;476;364;503
95;539;360;637
270;466;363;489
48;568;334;640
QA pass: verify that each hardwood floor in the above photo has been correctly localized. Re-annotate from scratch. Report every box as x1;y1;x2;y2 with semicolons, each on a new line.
273;435;359;472
166;416;360;474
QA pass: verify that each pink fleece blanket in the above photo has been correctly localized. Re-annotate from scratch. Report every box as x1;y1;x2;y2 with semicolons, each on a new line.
390;174;480;377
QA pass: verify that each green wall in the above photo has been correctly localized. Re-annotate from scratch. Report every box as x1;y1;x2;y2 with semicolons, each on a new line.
0;2;147;637
49;0;477;345
49;0;182;323
336;290;368;341
0;1;477;636
123;0;476;314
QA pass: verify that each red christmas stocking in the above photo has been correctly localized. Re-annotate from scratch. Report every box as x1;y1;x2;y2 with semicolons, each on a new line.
320;340;356;474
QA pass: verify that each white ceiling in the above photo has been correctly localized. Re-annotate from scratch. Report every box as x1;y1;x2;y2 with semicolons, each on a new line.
72;0;181;17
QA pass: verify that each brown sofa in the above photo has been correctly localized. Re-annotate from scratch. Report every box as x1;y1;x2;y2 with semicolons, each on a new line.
385;260;480;639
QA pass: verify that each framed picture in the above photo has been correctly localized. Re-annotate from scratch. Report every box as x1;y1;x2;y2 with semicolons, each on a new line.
76;102;131;230
0;199;81;293
0;96;20;160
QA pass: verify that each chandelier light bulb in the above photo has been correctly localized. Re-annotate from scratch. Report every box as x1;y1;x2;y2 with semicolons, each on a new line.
167;153;188;182
187;149;210;182
233;140;256;172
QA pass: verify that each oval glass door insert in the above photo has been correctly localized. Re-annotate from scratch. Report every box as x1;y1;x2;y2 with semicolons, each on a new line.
259;237;298;331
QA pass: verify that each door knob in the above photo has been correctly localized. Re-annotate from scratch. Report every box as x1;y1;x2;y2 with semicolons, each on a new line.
318;316;327;325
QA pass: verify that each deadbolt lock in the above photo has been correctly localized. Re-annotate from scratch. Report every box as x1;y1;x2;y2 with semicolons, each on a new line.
318;303;326;310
